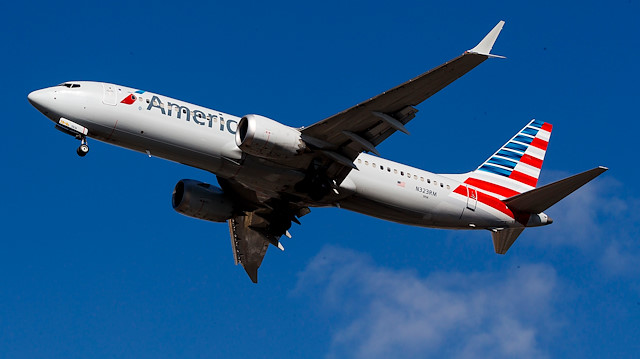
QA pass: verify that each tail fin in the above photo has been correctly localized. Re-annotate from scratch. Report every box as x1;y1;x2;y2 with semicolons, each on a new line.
492;227;525;254
466;119;552;198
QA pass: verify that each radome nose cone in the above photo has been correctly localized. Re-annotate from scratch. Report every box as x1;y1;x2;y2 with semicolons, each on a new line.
28;89;47;108
547;216;553;224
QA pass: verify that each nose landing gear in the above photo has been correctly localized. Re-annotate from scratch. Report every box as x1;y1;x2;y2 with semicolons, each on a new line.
54;118;91;158
76;137;89;157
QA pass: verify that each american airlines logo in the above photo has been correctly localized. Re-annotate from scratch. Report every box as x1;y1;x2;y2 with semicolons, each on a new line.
134;94;238;135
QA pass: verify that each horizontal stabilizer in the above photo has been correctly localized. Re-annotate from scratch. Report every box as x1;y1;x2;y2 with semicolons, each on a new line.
503;166;608;213
492;227;525;254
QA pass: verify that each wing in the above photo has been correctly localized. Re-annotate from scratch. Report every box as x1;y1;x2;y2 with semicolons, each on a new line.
219;177;306;283
228;213;272;283
301;21;505;181
220;22;506;282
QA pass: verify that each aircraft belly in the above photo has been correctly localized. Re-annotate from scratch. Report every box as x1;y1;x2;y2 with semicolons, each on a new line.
460;206;513;228
95;127;224;171
339;195;428;226
342;169;466;228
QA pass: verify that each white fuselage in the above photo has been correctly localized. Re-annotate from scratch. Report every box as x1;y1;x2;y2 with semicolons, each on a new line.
28;81;545;231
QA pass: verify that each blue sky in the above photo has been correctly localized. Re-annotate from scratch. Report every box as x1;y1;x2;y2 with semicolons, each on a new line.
2;1;639;358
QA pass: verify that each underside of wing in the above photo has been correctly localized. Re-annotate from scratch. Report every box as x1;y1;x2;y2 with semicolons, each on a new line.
228;213;272;283
302;52;487;148
300;21;505;183
220;177;306;282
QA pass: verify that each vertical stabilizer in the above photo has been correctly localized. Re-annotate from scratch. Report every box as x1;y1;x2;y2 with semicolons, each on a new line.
466;119;553;199
492;227;525;254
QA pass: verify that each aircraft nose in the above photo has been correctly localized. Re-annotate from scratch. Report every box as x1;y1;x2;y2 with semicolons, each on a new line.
547;216;553;224
28;88;49;109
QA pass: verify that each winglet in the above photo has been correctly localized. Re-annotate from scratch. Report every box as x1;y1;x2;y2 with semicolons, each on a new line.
467;21;506;58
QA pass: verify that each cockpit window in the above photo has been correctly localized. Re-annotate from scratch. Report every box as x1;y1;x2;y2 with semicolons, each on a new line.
58;83;81;88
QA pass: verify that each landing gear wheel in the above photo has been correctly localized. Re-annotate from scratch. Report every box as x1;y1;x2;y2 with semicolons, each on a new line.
77;143;89;157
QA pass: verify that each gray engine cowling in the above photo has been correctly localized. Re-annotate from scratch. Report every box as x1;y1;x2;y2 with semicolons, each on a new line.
172;179;234;222
235;114;305;159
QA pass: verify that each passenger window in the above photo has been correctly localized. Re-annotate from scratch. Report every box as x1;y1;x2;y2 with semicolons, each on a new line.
372;163;376;167
387;167;391;172
427;179;431;183
357;159;362;164
446;184;450;189
394;169;398;174
365;161;369;165
414;175;418;180
380;165;384;170
434;181;438;186
420;177;424;182
401;171;404;176
440;183;444;187
407;173;411;178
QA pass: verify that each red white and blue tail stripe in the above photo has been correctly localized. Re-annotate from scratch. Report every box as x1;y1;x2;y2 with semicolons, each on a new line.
467;119;552;198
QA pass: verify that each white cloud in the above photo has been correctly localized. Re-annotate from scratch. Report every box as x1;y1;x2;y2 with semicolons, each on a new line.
600;239;640;276
296;246;559;359
536;173;640;276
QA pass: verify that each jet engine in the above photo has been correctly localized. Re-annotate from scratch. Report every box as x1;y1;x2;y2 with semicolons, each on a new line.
235;114;306;159
172;179;235;222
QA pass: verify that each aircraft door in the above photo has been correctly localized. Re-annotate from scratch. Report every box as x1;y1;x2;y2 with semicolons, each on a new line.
466;186;477;210
102;83;117;106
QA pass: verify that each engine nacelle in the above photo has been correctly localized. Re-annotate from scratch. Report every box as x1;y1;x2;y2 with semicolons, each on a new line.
235;114;305;159
172;179;234;222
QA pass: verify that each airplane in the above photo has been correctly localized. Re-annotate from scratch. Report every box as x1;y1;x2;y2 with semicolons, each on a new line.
28;21;607;282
